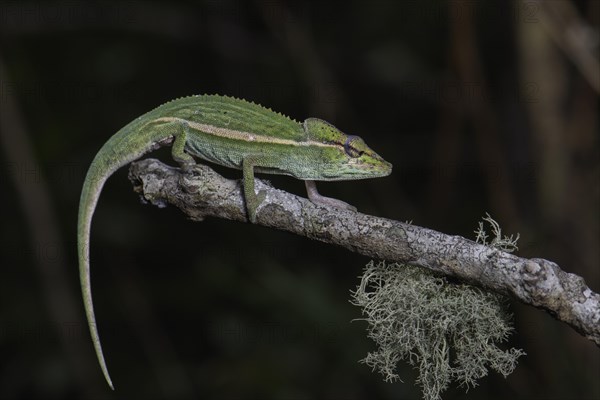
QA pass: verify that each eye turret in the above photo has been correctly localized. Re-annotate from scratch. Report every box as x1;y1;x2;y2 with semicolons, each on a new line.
344;135;365;158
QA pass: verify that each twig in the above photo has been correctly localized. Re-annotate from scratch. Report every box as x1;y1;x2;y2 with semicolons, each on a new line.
128;158;600;347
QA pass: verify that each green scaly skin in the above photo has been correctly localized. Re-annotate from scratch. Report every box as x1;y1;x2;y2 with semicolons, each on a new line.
78;94;392;389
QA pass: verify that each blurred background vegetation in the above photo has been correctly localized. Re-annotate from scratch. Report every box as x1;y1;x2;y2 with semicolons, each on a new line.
0;1;598;399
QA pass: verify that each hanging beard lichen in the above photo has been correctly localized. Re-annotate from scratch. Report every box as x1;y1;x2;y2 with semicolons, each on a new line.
351;261;525;400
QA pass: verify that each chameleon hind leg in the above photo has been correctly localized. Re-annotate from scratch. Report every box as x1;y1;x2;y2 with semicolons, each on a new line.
171;121;196;169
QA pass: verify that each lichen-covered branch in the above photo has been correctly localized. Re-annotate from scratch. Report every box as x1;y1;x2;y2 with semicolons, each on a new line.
128;158;600;346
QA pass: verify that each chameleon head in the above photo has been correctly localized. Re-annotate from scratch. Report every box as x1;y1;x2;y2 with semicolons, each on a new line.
303;118;393;180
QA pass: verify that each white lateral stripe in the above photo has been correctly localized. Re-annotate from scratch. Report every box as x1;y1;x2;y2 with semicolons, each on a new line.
152;117;337;149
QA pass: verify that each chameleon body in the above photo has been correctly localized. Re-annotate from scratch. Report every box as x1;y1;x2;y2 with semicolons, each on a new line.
77;94;392;389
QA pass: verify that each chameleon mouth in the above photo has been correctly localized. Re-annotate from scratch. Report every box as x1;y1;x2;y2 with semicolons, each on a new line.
367;161;393;178
351;156;393;176
319;160;393;180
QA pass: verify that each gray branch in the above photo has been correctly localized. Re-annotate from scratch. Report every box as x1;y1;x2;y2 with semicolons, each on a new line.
128;158;600;347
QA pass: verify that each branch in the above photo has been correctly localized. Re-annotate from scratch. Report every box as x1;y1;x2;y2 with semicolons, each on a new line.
128;159;600;347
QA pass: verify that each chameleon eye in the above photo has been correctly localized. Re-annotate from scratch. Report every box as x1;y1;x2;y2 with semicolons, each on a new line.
344;135;363;158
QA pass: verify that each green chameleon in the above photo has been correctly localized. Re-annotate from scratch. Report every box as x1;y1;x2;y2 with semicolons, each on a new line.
78;94;392;389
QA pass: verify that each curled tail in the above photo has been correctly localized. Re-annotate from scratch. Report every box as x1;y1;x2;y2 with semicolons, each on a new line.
77;120;175;389
78;157;118;390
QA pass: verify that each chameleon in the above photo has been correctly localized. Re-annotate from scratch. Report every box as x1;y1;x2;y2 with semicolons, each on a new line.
77;94;392;389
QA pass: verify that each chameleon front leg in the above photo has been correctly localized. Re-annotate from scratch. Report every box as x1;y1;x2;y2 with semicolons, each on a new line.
242;155;272;223
305;180;357;212
242;155;359;223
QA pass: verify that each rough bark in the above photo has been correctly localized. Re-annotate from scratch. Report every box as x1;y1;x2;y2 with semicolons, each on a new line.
128;158;600;347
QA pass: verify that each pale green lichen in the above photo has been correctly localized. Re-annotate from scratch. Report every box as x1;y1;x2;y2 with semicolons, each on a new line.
474;212;520;253
351;261;525;400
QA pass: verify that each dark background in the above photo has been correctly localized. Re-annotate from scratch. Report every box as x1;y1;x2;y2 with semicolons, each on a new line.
0;1;598;399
